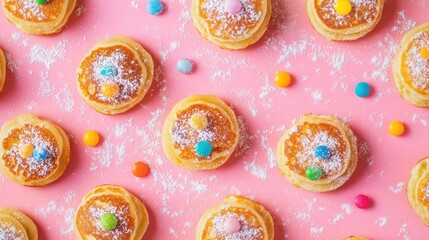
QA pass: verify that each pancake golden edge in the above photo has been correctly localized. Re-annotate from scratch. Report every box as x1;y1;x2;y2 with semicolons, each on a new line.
0;48;5;92
162;94;239;170
1;0;77;35
74;185;149;240
196;195;274;240
277;114;358;192
191;0;272;50
0;208;38;240
407;157;429;226
0;113;70;186
77;36;154;115
344;237;368;240
306;0;385;41
393;22;429;107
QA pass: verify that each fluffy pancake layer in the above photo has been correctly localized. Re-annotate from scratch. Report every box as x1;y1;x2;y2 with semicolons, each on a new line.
74;185;149;240
0;208;38;240
191;0;272;49
277;114;358;192
196;195;274;240
162;95;239;170
77;36;154;114
407;157;429;226
1;0;76;34
0;114;70;186
306;0;385;40
393;22;429;107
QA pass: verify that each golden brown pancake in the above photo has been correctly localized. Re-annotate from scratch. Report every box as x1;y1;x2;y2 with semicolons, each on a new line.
196;195;274;240
74;185;149;240
0;114;70;186
0;208;38;240
77;36;154;115
407;157;429;226
277;114;358;192
393;22;429;107
191;0;272;49
162;95;239;170
306;0;385;40
0;48;5;93
2;0;77;34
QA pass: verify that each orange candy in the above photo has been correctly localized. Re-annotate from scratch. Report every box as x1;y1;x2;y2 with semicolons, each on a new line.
388;121;405;137
83;130;100;146
132;162;150;177
420;46;429;59
101;82;120;98
274;71;292;88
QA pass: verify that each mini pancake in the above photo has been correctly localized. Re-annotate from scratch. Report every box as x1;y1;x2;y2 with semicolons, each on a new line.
162;95;239;170
0;208;38;240
277;114;358;192
191;0;272;49
306;0;385;41
393;22;429;107
0;114;70;186
77;36;154;115
407;157;429;226
74;185;149;240
0;48;5;92
1;0;77;35
196;195;274;240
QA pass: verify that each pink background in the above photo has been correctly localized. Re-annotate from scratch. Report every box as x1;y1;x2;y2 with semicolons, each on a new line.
0;0;428;239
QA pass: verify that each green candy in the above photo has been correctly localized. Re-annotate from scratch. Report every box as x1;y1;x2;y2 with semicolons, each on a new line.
306;165;323;181
100;213;118;230
35;0;47;5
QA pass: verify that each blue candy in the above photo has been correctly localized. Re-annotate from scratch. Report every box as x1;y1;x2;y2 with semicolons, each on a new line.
314;145;330;160
355;82;371;98
176;58;193;74
147;0;163;15
195;140;212;157
32;147;49;161
100;65;118;78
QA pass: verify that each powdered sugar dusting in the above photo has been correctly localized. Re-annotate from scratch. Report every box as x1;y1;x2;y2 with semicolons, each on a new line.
0;221;25;240
405;31;429;90
212;209;263;239
30;40;67;69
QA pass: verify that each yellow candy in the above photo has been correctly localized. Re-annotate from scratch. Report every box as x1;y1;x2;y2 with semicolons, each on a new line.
83;130;100;147
101;82;120;98
420;46;429;59
334;0;352;16
189;114;208;130
388;121;405;136
19;144;34;158
274;71;292;88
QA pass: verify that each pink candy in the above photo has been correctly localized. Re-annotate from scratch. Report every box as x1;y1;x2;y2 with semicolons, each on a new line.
225;0;242;15
354;194;370;209
223;217;241;234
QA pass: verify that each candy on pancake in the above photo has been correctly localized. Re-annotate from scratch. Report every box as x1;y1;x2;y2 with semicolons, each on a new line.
277;114;358;192
162;95;239;170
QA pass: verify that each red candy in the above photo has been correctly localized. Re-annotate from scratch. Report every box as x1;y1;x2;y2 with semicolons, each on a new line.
354;194;370;209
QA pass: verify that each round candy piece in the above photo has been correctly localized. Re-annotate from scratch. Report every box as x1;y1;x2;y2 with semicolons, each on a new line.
101;82;120;99
147;0;163;15
100;213;118;230
19;144;34;158
176;58;193;74
225;0;242;15
334;0;352;16
388;120;405;136
274;71;291;88
355;82;371;98
354;194;370;209
35;0;47;5
189;114;208;130
83;130;100;146
32;147;49;161
306;165;323;181
132;161;150;177
314;145;330;159
195;140;213;157
420;46;429;59
223;217;241;234
100;65;118;78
